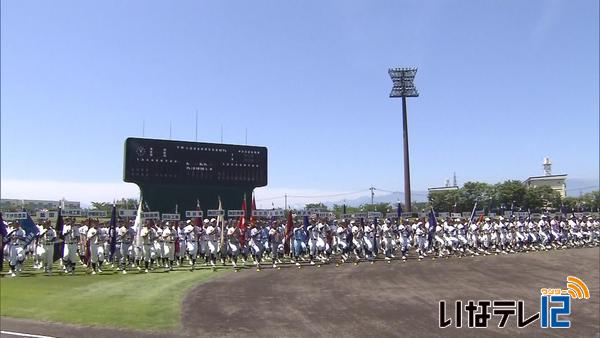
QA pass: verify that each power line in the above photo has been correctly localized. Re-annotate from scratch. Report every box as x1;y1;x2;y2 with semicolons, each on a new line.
287;189;369;199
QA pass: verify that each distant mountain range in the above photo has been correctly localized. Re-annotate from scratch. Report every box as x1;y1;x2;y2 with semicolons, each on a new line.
566;178;599;196
286;177;599;208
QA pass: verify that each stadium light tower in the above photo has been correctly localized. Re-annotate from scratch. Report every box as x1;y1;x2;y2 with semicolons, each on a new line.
388;67;419;212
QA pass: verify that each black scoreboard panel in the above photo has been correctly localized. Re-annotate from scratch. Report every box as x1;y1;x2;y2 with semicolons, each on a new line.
124;138;267;187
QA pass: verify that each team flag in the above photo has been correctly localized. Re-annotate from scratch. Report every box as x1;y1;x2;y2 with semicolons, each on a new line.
560;204;568;219
109;204;117;259
0;212;7;238
469;202;478;223
217;197;225;250
427;208;437;244
134;198;144;255
238;194;247;246
193;199;202;227
397;203;403;218
373;216;378;257
84;218;92;266
53;207;65;262
284;210;293;255
0;212;6;271
303;215;309;232
21;210;40;247
250;193;257;224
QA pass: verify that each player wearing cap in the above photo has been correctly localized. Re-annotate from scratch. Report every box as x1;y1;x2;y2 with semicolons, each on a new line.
350;220;364;264
87;221;101;274
62;220;80;275
161;221;175;271
140;220;158;273
538;215;551;250
381;219;394;262
397;219;411;260
183;220;199;271
39;220;56;275
335;220;349;264
7;221;26;277
226;221;241;269
206;218;219;270
249;223;264;271
291;220;307;267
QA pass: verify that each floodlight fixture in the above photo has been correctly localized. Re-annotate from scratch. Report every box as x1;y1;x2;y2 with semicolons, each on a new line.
388;68;419;98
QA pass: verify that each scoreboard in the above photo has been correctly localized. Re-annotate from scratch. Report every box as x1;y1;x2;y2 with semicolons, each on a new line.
123;137;267;187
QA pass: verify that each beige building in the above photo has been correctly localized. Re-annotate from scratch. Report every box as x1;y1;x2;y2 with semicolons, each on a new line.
523;157;567;198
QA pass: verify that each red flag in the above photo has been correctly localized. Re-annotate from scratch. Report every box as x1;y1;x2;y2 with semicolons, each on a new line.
284;210;293;254
193;199;202;227
238;195;247;246
174;220;180;255
250;193;257;225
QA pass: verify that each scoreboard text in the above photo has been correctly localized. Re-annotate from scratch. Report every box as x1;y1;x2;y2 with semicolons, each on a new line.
124;138;267;187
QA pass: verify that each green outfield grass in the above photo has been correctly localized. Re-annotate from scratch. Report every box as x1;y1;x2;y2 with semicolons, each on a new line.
0;265;226;330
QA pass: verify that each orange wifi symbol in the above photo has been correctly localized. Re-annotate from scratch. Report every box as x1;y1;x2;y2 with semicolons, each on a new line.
566;276;590;300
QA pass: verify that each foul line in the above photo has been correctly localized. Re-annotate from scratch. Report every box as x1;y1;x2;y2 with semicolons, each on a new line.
1;330;56;338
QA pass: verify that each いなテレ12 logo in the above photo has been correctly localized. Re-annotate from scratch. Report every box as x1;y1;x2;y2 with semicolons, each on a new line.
540;276;590;328
439;275;591;329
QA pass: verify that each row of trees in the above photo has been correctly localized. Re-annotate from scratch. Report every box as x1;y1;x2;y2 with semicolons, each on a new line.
302;181;599;215
427;180;599;213
89;198;139;214
79;183;597;215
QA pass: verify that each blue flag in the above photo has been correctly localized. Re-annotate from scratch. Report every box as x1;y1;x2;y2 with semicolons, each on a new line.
428;210;437;232
560;205;567;216
0;212;7;238
303;215;309;232
21;210;40;246
397;203;403;218
0;212;6;271
53;207;65;262
109;205;117;259
373;217;378;257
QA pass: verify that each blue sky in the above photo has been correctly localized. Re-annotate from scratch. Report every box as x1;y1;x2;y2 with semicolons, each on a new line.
1;0;598;206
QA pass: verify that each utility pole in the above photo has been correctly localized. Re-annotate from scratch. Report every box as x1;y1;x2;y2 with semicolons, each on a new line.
369;186;376;205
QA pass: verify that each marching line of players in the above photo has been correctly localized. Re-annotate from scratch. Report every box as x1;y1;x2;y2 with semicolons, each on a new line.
2;214;599;276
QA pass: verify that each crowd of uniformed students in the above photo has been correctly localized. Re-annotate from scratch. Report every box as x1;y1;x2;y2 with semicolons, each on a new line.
2;213;599;276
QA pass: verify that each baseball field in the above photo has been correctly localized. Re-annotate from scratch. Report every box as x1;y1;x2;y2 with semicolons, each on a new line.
1;248;599;337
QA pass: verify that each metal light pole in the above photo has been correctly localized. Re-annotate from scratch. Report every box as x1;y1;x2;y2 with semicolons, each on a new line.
389;68;419;212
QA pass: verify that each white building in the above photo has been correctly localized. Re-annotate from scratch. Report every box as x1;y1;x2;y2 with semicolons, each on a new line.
523;157;567;198
0;198;80;211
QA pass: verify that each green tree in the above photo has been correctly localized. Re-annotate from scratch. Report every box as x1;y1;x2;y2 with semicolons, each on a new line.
523;186;561;212
428;190;461;212
359;203;393;214
561;196;579;212
304;203;328;211
90;202;112;213
495;180;526;210
460;182;494;212
579;191;600;211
